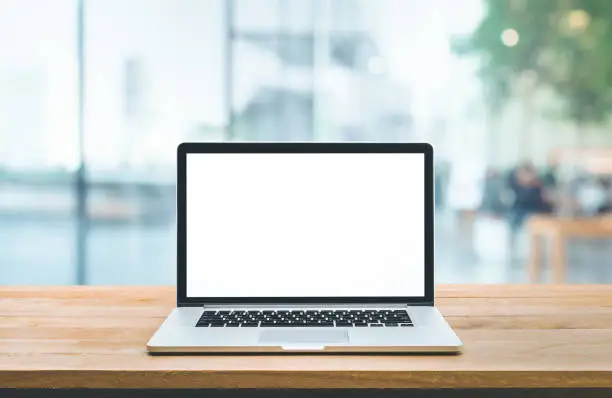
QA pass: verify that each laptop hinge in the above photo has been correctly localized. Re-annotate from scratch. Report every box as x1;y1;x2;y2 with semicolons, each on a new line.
179;301;435;307
191;302;435;308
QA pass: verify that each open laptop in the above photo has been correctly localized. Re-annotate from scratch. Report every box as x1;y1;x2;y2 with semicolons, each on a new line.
147;142;462;353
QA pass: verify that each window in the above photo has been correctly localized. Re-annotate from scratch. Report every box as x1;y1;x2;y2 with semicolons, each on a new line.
0;0;78;284
3;0;612;285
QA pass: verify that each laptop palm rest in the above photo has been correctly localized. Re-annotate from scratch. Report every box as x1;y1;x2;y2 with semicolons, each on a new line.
259;330;349;350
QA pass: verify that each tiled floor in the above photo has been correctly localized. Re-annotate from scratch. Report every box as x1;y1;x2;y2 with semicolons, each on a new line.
1;214;612;285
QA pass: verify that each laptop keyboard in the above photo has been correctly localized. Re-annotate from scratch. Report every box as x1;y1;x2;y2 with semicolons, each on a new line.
195;309;413;328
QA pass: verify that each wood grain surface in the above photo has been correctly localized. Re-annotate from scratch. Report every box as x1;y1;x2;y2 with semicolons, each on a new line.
1;285;611;389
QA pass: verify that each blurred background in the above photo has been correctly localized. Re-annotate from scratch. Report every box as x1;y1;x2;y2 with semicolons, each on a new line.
2;0;612;285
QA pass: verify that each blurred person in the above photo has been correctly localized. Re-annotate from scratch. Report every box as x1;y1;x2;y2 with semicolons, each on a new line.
479;167;507;217
576;175;607;216
541;156;559;189
598;177;612;214
507;162;549;253
540;157;559;213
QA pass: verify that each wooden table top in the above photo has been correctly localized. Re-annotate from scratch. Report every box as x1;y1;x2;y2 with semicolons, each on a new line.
1;285;612;389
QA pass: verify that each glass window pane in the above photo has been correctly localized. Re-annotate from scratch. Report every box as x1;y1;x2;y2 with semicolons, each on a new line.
0;0;78;284
5;0;612;286
83;0;226;284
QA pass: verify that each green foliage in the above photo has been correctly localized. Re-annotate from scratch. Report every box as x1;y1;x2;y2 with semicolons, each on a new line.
455;0;612;124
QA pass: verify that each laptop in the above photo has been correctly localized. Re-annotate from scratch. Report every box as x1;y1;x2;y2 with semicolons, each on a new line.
147;142;462;353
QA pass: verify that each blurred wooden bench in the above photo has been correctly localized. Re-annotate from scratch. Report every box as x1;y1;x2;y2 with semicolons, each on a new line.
528;215;612;283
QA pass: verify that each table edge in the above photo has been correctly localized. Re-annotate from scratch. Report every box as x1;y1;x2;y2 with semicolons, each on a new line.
2;370;612;389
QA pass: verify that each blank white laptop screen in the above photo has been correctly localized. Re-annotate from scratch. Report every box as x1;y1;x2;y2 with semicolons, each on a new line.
186;153;425;298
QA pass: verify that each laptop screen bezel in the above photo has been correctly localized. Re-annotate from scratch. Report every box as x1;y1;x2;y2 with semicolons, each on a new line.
177;142;434;306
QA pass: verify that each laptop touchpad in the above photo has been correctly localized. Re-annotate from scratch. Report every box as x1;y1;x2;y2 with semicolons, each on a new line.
258;330;349;345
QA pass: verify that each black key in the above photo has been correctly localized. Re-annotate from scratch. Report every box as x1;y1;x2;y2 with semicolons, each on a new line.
193;310;412;329
302;320;330;325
